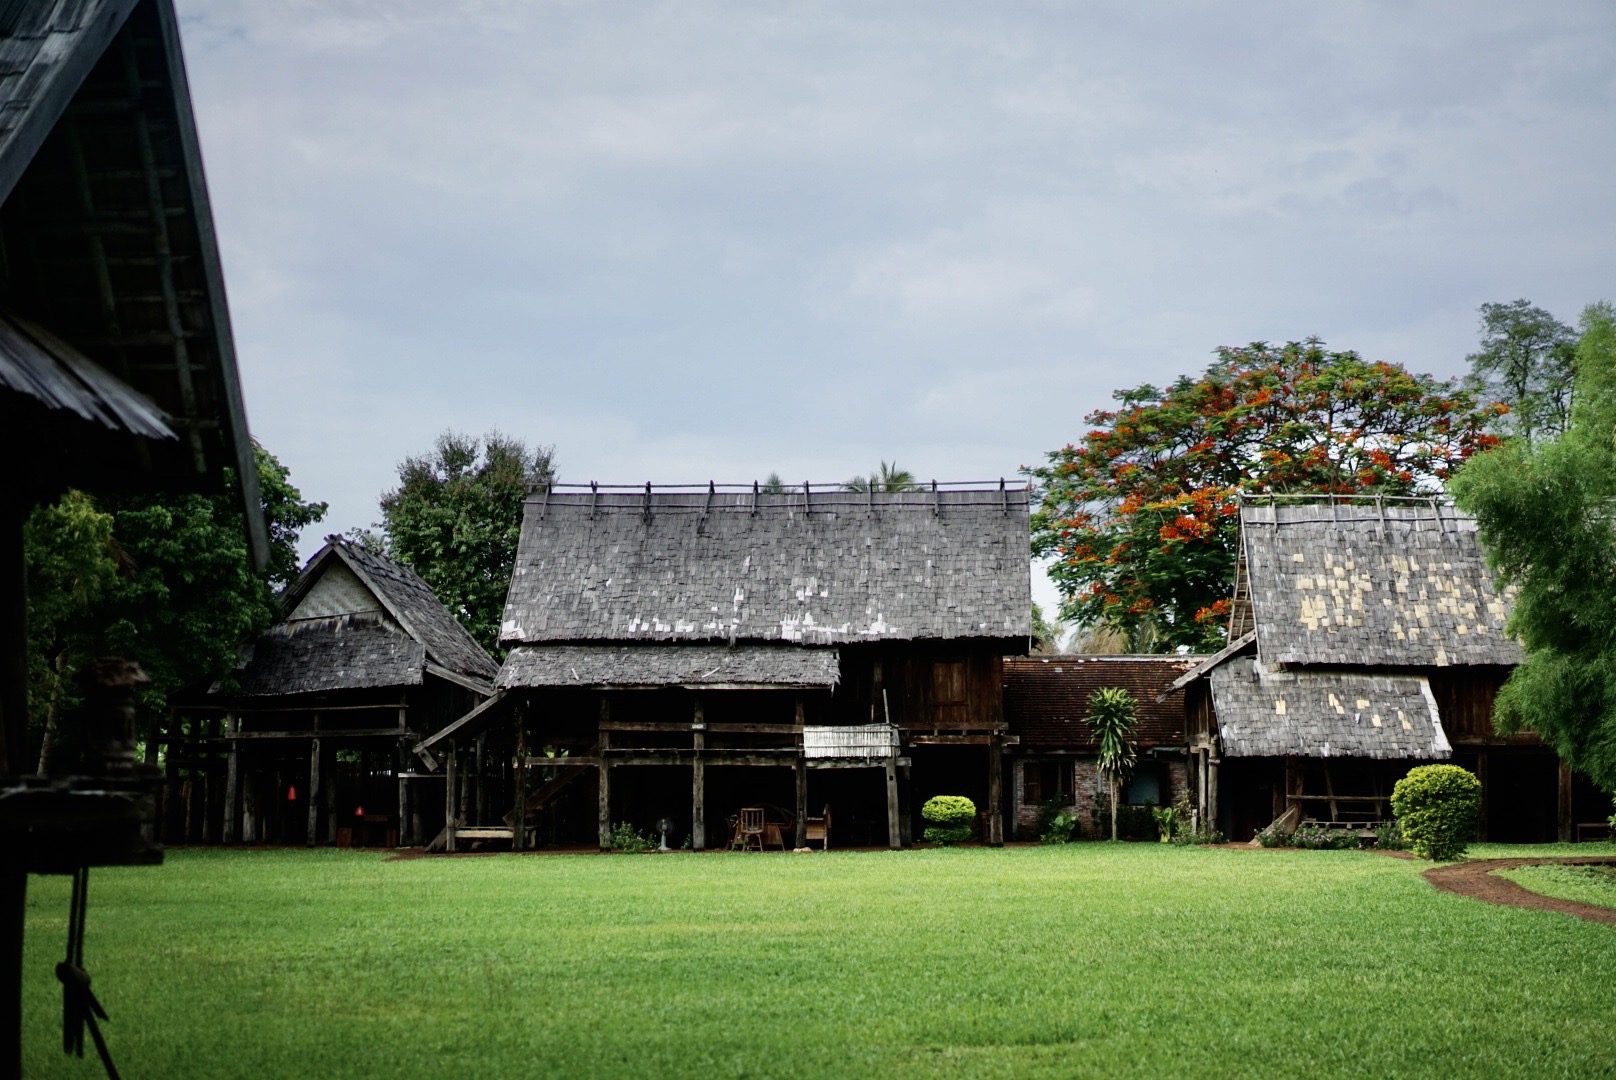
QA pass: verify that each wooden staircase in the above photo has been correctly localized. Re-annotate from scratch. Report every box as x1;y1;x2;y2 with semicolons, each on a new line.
503;748;598;828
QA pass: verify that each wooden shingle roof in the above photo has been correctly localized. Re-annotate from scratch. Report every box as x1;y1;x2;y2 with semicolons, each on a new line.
1003;655;1201;749
499;484;1032;648
1209;656;1449;760
0;0;264;557
499;644;840;690
1237;500;1521;669
221;539;498;697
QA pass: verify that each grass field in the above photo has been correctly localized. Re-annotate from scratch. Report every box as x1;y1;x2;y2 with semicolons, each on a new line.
1497;862;1616;911
19;844;1616;1078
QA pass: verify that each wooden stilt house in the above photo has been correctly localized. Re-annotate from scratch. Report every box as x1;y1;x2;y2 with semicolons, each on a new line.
417;481;1031;851
180;537;498;847
0;1;266;1068
1170;496;1606;842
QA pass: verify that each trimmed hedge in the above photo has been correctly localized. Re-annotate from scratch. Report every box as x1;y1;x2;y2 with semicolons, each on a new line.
1390;764;1482;860
922;795;976;846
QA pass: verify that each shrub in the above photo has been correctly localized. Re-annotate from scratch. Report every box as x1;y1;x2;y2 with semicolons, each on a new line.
605;821;656;853
1390;765;1482;860
1374;819;1406;851
1034;796;1074;841
1255;821;1291;848
1290;824;1356;850
1040;809;1077;845
922;795;976;846
1151;806;1178;842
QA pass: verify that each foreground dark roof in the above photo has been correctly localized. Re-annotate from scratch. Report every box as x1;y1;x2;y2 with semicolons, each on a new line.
1209;656;1449;760
1236;500;1521;669
0;0;264;556
231;617;425;697
499;644;840;690
1003;655;1202;749
500;484;1032;647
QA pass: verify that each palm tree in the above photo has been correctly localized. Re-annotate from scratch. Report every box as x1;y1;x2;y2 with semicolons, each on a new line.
844;460;917;493
1090;686;1137;841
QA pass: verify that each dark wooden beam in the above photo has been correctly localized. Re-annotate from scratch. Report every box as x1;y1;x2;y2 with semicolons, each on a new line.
692;699;706;851
222;714;240;844
306;737;321;846
1558;757;1574;844
988;735;1004;847
885;759;902;850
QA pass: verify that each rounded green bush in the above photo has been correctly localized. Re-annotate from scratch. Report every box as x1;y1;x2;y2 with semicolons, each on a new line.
922;795;976;845
1390;764;1482;860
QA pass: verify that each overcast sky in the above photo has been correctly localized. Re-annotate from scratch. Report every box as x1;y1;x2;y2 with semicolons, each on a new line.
177;1;1616;615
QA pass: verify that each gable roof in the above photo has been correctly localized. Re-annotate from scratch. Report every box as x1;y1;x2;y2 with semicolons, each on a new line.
1209;656;1450;760
1235;499;1521;669
281;538;499;684
499;483;1032;648
230;616;426;698
1003;654;1202;749
0;0;263;561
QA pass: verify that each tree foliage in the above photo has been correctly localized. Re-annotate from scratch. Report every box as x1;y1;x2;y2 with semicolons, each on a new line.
1465;299;1578;444
1090;686;1137;842
1451;302;1616;791
844;461;916;493
24;447;326;765
373;430;556;654
1027;340;1500;652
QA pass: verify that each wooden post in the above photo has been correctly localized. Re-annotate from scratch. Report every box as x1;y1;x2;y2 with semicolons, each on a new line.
1324;763;1340;823
397;735;409;846
475;732;488;827
1475;749;1490;842
898;762;913;846
444;745;458;853
1284;755;1301;821
0;500;26;1077
306;736;321;846
885;757;901;850
692;698;705;851
512;708;527;852
1557;757;1574;843
598;696;612;849
1207;753;1221;833
794;758;808;848
988;734;1004;847
222;714;240;844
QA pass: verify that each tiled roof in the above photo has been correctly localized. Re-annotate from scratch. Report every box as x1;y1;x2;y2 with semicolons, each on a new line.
1002;655;1202;749
498;644;840;689
230;616;425;697
1238;501;1521;668
500;486;1032;647
1209;655;1450;760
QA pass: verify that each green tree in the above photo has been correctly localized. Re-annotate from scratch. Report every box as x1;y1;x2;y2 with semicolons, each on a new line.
1451;301;1616;791
374;430;556;653
1465;299;1579;444
1091;687;1137;842
25;447;326;766
1027;340;1500;652
1030;602;1064;655
843;461;916;492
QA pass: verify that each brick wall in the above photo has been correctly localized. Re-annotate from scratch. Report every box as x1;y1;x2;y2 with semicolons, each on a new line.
1012;756;1188;840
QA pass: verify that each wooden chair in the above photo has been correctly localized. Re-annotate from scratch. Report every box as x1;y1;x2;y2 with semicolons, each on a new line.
737;807;766;852
804;805;831;850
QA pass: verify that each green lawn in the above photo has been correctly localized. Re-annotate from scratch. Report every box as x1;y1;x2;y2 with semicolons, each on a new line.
20;845;1616;1078
1497;862;1616;911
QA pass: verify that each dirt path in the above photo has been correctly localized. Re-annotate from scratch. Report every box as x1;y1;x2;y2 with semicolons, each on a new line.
1424;856;1616;925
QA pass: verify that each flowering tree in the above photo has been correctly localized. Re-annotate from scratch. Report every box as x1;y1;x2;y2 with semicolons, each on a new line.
1027;340;1501;652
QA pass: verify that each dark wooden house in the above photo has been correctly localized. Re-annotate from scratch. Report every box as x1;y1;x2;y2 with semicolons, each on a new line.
0;0;264;1069
1171;497;1605;842
1002;655;1201;839
418;482;1031;851
178;537;498;847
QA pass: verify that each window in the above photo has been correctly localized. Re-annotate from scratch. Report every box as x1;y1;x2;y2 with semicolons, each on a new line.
1124;763;1167;806
1024;761;1074;806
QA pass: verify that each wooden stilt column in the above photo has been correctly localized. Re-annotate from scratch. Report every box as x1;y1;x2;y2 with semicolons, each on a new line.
885;757;901;850
898;761;913;847
1284;755;1300;822
306;736;321;846
692;698;705;851
475;732;488;827
1207;752;1221;833
988;734;1004;847
598;698;612;849
223;714;240;844
444;745;458;853
512;708;527;853
1557;757;1574;843
396;728;409;847
793;697;806;848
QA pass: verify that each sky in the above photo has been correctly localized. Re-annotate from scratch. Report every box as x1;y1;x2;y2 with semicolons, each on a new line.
175;1;1616;619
